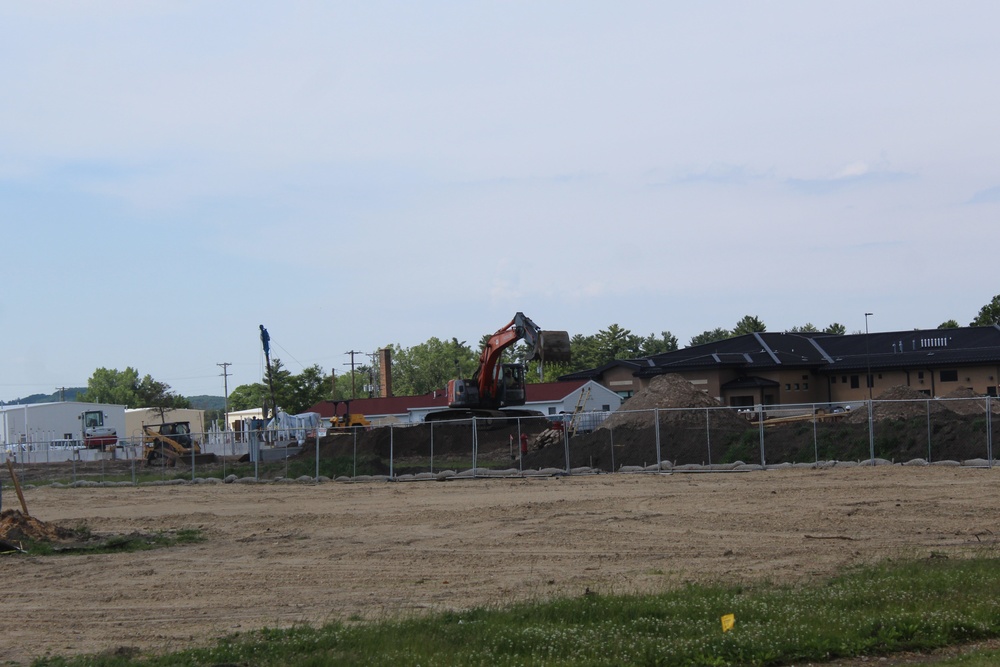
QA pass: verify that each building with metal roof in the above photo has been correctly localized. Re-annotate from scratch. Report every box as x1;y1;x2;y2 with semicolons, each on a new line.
561;325;1000;408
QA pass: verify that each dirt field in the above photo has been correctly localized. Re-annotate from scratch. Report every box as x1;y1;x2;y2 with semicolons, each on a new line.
4;466;1000;665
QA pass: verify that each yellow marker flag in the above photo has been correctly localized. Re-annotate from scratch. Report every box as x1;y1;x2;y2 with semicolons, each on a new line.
721;614;735;633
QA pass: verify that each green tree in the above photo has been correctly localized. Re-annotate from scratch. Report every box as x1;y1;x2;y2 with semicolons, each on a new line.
80;367;142;406
823;323;847;335
80;367;189;418
229;360;333;415
789;323;818;333
287;364;332;413
390;338;478;395
688;328;731;347
639;331;679;356
732;315;766;336
938;319;960;329
971;295;1000;326
228;382;268;412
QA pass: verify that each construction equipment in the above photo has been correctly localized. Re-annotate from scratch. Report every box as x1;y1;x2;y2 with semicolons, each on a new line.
330;414;371;429
425;312;571;423
142;422;218;466
80;410;117;449
326;400;371;430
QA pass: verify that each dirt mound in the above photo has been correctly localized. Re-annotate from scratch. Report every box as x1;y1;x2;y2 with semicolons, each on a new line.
0;510;75;543
847;385;946;423
600;374;742;431
940;387;999;415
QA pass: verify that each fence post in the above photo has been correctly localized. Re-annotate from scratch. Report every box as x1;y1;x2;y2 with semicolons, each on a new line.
389;425;394;479
472;418;479;478
705;409;711;466
867;399;876;466
654;408;661;470
315;431;320;481
563;420;571;474
926;399;932;463
758;404;765;469
812;404;819;464
430;421;434;474
987;395;993;468
517;418;522;474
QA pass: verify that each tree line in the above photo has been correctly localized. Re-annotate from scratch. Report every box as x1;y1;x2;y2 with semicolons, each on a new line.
78;295;1000;420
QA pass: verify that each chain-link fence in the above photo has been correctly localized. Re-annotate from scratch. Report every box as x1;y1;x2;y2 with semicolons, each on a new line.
2;395;998;486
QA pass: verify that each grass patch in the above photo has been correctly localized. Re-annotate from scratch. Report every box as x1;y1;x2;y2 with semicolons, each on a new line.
22;528;204;557
29;555;1000;666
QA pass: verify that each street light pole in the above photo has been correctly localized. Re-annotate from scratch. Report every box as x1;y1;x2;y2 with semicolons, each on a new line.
865;312;874;465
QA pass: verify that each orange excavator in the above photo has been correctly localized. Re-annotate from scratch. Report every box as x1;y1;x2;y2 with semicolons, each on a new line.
425;312;571;423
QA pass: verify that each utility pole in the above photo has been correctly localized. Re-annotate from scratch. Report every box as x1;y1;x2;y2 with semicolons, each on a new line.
217;362;232;431
344;350;365;400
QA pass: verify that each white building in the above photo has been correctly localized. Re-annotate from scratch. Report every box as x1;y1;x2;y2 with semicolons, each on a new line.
0;401;126;447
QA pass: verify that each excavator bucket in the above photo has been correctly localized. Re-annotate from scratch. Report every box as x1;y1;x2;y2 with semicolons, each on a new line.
531;330;571;363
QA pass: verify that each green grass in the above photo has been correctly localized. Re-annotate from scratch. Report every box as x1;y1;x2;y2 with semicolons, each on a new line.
29;555;1000;666
22;528;204;556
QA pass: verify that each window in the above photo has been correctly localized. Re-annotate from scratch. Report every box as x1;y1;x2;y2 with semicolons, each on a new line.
548;407;556;415
785;384;791;390
918;371;924;380
794;383;800;390
831;376;837;383
842;376;847;384
850;375;860;389
803;383;809;390
602;404;611;411
940;370;958;383
802;375;809;380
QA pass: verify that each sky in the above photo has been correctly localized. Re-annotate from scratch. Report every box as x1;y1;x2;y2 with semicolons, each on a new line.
1;1;999;402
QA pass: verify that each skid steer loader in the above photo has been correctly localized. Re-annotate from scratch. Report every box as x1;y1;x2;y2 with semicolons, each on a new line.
142;422;218;466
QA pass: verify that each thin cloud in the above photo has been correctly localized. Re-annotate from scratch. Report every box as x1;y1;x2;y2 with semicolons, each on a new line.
786;162;914;194
645;163;767;188
967;185;1000;205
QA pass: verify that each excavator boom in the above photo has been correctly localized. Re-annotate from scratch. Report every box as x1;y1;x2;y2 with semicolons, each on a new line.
427;312;571;423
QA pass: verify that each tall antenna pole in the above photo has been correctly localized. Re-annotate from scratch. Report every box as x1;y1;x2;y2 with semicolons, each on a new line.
260;325;277;420
217;362;232;431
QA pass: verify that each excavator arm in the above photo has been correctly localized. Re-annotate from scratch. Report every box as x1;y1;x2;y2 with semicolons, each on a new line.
474;312;570;401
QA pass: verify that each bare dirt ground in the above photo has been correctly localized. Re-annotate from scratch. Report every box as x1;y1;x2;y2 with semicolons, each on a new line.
4;466;1000;665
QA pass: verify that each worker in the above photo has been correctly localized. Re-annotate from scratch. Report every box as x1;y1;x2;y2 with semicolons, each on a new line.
259;325;271;356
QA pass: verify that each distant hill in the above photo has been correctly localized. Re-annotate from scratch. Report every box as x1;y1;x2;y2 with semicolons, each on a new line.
1;388;85;406
1;390;225;410
187;395;226;411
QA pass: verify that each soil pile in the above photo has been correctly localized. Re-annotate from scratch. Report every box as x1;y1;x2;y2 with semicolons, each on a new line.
847;385;946;423
0;510;75;543
601;374;742;430
940;387;999;415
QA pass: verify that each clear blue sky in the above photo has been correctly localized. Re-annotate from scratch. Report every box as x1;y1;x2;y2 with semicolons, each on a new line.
2;2;998;402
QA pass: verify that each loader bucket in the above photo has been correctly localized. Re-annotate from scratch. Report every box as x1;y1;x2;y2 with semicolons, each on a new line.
532;330;571;363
